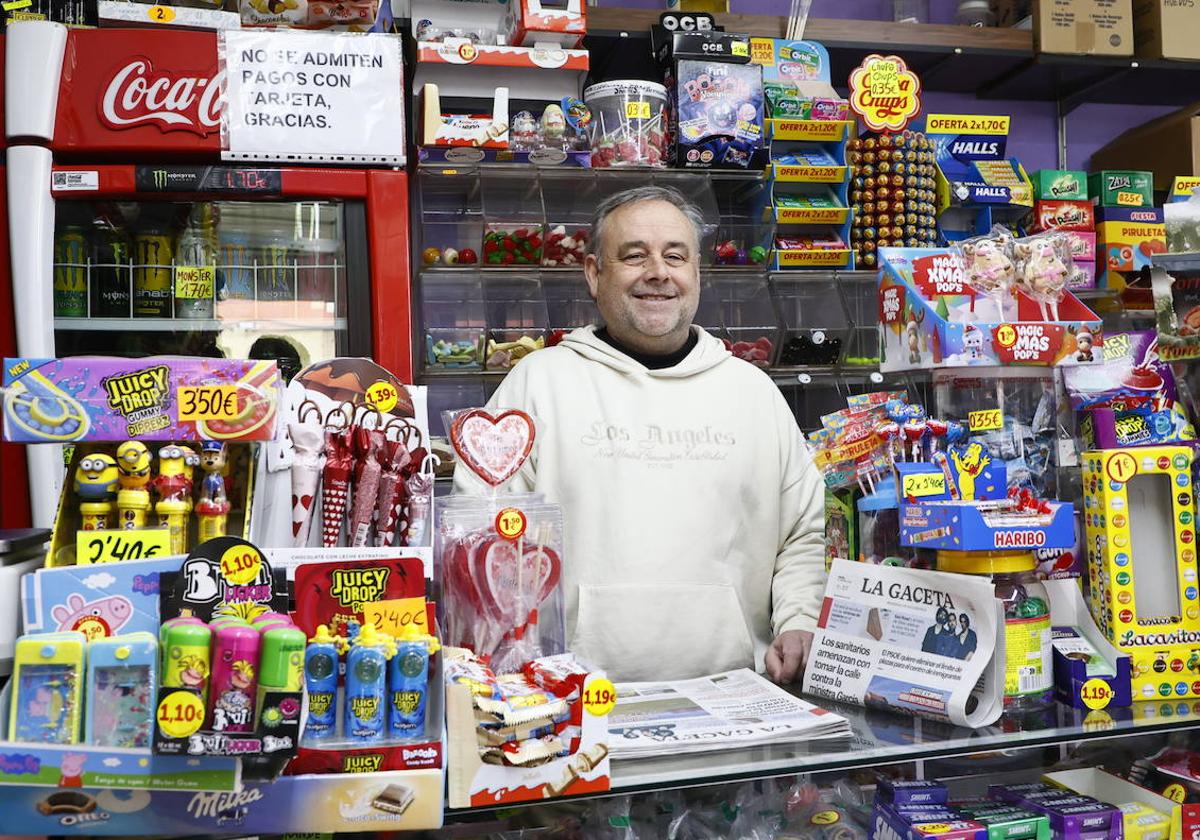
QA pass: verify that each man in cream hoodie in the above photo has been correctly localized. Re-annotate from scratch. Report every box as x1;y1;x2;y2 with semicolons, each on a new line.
456;186;826;683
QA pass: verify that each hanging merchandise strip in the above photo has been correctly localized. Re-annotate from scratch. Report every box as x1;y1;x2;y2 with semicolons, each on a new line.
218;30;406;165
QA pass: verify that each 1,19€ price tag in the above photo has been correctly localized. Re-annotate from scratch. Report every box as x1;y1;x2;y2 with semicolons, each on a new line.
220;543;263;586
77;528;170;565
582;677;616;717
1080;678;1113;710
178;385;240;422
157;691;205;739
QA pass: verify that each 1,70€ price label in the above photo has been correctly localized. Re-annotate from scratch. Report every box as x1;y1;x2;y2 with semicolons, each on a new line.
583;677;617;717
157;691;205;739
178;385;240;422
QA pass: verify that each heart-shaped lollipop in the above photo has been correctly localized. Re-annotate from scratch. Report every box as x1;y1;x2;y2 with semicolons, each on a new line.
469;536;561;627
451;409;535;488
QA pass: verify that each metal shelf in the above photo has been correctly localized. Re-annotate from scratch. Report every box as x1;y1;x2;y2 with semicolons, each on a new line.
55;317;348;332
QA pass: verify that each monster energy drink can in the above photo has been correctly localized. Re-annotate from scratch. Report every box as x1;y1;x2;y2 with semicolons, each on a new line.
91;224;133;318
133;225;174;318
53;225;88;317
259;237;296;302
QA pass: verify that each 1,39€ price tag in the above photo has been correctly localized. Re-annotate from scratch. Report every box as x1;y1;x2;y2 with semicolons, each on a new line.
582;677;617;717
77;528;170;565
901;472;946;499
968;409;1003;432
220;543;263;586
365;380;399;413
174;265;215;300
157;691;205;739
178;385;240;422
1080;677;1113;710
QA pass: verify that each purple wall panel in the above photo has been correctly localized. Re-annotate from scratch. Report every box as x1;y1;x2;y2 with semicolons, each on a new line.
595;0;1182;169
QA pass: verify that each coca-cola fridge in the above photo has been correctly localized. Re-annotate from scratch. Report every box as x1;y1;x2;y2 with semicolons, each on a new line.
5;22;411;523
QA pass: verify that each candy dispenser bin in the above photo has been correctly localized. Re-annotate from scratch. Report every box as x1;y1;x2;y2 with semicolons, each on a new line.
483;275;549;370
710;175;774;268
538;170;595;268
695;278;728;345
712;275;779;366
480;169;545;267
770;275;848;367
543;275;599;345
421;275;486;370
416;169;484;268
841;273;882;367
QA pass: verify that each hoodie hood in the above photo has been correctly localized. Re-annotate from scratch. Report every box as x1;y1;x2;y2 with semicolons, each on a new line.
559;325;731;378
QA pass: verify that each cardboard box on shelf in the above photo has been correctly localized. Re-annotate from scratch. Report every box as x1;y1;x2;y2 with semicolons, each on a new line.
1034;0;1133;56
1133;0;1200;60
1090;101;1200;193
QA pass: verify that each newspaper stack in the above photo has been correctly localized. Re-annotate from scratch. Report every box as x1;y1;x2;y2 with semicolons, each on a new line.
607;669;850;759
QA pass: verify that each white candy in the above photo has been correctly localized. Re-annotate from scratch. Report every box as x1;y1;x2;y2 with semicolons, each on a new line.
443;247;460;265
552;225;566;235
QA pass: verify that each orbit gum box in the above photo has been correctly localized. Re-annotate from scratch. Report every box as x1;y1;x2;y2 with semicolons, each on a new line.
2;357;280;443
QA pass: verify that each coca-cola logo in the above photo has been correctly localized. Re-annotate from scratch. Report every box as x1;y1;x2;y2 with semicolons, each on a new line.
99;57;223;137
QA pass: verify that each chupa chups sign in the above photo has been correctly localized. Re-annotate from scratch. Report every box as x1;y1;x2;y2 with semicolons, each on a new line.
848;54;922;134
54;28;223;156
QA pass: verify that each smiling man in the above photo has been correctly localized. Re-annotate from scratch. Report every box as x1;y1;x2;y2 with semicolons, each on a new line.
455;185;826;684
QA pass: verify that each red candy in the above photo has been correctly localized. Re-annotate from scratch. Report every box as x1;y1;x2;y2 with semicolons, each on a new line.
541;225;589;267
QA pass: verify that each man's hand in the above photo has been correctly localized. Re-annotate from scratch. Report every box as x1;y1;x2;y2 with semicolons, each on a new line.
765;629;813;684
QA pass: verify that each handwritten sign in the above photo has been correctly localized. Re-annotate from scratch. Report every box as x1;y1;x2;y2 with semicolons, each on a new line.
968;409;1003;432
362;597;428;635
174;265;215;300
848;54;921;133
77;528;171;564
177;385;240;422
902;472;946;499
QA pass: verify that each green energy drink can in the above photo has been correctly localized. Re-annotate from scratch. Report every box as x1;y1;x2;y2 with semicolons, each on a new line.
54;225;87;317
133;226;174;318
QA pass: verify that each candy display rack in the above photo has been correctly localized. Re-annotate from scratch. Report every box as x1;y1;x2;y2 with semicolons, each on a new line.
768;119;855;270
770;273;850;368
711;174;774;268
712;274;780;366
416;169;484;269
543;273;601;344
841;272;883;367
422;274;487;371
482;275;549;370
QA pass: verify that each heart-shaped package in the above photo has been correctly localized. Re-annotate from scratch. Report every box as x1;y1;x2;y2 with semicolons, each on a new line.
450;409;535;488
469;536;562;627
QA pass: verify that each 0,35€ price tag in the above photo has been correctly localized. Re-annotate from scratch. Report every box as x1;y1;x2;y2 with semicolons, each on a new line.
174;265;215;300
76;528;170;565
968;409;1003;432
178;385;240;422
582;677;616;716
625;101;652;119
220;543;263;586
1080;677;1113;710
157;691;205;739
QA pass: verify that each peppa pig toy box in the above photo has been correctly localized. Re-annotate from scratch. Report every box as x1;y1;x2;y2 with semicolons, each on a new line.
878;247;1103;372
21;555;177;638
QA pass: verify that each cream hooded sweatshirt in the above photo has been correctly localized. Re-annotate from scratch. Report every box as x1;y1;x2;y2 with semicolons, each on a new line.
454;325;827;681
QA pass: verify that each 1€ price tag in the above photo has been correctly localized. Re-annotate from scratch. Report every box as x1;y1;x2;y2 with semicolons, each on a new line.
968;409;1003;432
178;385;240;422
77;528;171;565
146;4;177;22
1080;677;1113;710
362;597;428;635
582;677;616;717
220;543;263;586
157;691;205;739
174;266;215;300
901;472;946;499
496;507;527;540
365;380;399;413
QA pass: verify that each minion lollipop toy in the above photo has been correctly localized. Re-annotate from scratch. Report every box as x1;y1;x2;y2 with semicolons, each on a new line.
178;445;200;512
74;453;118;530
154;445;193;553
196;442;230;543
115;441;152;530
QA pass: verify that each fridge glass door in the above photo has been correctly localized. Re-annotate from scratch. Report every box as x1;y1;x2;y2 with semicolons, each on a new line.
52;199;355;380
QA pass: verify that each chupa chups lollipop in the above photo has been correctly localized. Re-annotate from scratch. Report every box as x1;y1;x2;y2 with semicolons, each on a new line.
902;418;927;461
874;420;900;468
1014;233;1071;321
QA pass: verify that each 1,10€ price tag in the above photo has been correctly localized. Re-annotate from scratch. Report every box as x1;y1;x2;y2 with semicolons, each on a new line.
178;385;240;422
220;543;263;586
157;691;205;739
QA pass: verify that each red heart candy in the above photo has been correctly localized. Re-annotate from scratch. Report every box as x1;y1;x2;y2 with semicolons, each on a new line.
450;409;536;487
469;535;561;628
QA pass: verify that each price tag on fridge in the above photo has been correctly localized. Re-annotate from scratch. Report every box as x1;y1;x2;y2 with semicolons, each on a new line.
175;266;215;300
146;4;177;22
178;385;240;422
77;528;171;565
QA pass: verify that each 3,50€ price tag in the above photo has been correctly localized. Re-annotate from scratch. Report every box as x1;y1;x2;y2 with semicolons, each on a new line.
178;385;240;422
157;691;205;739
77;528;170;565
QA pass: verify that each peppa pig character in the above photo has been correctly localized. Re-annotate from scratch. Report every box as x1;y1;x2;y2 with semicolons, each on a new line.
52;593;133;638
58;753;86;788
